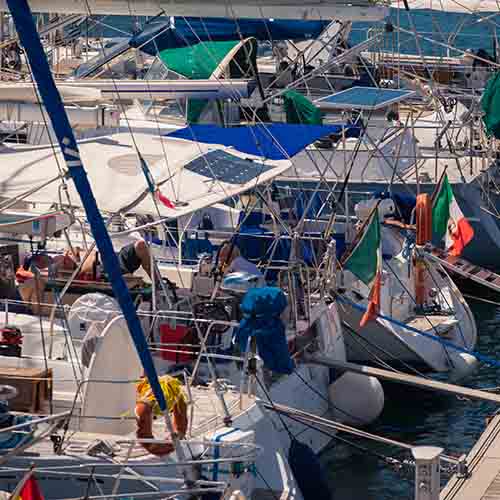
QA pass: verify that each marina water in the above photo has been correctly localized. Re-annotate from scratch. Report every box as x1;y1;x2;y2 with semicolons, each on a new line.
325;300;500;499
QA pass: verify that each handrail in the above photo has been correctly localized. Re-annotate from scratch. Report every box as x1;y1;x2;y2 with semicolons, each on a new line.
0;411;70;434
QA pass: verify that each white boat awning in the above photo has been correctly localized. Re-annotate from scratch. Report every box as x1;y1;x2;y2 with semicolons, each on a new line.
0;133;290;219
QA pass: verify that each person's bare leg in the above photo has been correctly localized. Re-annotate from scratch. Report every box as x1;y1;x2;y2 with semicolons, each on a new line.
79;250;97;275
134;240;152;279
32;274;48;315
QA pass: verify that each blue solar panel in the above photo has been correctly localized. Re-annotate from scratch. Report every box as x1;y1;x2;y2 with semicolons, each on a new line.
185;149;273;184
315;87;415;111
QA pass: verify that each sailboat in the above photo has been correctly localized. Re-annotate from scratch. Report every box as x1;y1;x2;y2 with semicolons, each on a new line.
334;196;478;380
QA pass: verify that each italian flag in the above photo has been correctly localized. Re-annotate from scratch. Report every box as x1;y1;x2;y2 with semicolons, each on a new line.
343;206;382;327
432;174;474;256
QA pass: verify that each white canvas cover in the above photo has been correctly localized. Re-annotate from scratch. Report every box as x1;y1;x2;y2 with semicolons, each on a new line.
0;132;290;218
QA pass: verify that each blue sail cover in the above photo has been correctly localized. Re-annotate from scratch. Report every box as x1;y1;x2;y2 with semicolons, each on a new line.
131;17;330;55
8;1;169;413
168;123;360;160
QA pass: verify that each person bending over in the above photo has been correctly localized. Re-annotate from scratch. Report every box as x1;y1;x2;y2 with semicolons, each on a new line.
16;240;154;314
79;240;154;279
217;241;263;280
135;375;188;456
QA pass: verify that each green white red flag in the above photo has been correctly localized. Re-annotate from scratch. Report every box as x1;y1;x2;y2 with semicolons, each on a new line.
343;206;382;327
432;174;474;256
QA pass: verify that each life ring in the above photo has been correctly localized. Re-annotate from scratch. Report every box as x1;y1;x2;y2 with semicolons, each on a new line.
415;193;432;246
135;397;188;456
134;376;188;456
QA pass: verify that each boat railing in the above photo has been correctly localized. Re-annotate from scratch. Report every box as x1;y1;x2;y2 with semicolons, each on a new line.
0;410;71;463
0;462;232;499
0;410;71;436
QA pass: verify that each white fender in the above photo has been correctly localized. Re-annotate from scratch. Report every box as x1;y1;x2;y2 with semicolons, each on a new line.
448;351;478;382
80;316;142;435
329;372;384;426
228;491;247;500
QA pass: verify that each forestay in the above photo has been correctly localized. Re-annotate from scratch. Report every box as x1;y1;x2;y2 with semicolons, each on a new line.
0;133;290;217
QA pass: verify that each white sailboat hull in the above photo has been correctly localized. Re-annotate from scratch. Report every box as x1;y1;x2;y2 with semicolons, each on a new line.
338;260;477;378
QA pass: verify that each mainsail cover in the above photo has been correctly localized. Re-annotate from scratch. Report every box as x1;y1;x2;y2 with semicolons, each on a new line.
482;72;500;138
0;0;389;20
283;90;324;126
0;133;291;217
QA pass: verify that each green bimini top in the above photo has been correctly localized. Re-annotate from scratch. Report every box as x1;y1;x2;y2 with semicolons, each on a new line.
159;40;240;80
159;39;257;123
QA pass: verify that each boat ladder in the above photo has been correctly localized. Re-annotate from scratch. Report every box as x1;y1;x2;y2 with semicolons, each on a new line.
426;247;500;294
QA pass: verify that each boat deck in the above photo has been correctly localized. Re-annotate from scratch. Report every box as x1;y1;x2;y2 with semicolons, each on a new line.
188;384;251;437
8;384;253;460
406;315;457;337
441;414;500;500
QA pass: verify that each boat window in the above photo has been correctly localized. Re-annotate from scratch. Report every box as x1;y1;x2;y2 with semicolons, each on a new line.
141;56;186;121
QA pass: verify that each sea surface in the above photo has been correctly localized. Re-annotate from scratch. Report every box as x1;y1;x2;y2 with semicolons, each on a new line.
96;9;500;500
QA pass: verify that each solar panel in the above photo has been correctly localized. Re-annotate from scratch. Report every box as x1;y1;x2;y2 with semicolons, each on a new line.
184;149;273;184
315;87;416;111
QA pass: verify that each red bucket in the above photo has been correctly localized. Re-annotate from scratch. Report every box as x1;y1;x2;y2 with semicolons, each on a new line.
159;324;195;363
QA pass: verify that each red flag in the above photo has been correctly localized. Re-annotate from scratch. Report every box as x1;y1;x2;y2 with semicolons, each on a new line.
17;476;44;500
360;268;382;328
155;190;176;209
